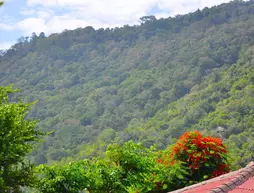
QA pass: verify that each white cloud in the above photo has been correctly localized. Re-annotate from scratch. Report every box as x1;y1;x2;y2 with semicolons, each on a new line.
154;12;171;19
27;0;58;7
38;10;53;19
45;14;92;34
26;0;232;16
20;9;37;16
27;0;157;25
0;41;15;50
0;23;15;31
157;0;232;15
17;18;48;35
2;0;234;38
24;0;232;27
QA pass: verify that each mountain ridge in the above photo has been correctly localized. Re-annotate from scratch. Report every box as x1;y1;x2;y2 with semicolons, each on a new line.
0;0;253;167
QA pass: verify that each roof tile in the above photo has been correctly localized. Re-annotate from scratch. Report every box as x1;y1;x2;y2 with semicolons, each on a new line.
209;188;223;193
168;161;254;193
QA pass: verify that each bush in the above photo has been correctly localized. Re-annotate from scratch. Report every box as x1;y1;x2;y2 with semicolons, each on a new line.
37;132;230;192
159;131;230;184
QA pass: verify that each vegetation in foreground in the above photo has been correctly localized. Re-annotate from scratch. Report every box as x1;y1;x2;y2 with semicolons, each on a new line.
37;131;229;193
0;86;230;192
0;0;254;192
0;1;253;168
0;86;45;192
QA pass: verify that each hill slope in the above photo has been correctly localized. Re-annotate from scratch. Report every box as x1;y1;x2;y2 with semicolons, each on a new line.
0;0;254;166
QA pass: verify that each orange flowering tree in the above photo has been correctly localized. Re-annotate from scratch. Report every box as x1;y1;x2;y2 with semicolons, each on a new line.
158;131;230;184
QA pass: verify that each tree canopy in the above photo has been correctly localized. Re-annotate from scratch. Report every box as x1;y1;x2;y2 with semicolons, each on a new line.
0;86;44;192
36;132;229;193
0;0;253;169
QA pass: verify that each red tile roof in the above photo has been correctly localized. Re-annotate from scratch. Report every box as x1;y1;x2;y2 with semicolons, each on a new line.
169;162;254;193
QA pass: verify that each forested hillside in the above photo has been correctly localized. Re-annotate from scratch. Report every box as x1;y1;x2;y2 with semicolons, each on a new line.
0;0;254;167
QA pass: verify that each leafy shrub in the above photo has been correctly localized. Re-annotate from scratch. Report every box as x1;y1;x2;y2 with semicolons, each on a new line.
36;132;230;192
159;131;230;184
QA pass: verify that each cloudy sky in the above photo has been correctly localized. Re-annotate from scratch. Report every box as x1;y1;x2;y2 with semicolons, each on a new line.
0;0;232;50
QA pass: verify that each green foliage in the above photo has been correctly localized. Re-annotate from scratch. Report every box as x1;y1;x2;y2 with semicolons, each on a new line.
0;85;44;192
0;1;253;168
114;46;254;169
37;134;230;193
37;141;189;193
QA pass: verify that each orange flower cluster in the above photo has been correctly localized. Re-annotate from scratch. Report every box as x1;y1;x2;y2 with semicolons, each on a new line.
158;131;230;179
156;152;175;166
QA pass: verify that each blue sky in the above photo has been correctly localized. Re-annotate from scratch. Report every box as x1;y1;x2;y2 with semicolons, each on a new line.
0;0;232;50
